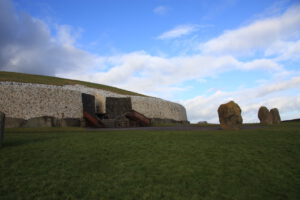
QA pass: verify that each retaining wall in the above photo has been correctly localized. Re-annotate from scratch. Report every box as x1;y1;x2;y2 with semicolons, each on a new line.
0;83;82;119
131;96;187;121
0;82;188;122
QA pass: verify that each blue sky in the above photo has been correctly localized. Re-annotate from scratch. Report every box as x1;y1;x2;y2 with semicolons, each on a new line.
1;0;300;123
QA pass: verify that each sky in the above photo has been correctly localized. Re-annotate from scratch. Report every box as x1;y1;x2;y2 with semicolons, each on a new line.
0;0;300;123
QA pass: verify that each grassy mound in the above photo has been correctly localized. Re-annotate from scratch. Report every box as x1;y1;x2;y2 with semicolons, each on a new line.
1;122;300;200
0;71;145;96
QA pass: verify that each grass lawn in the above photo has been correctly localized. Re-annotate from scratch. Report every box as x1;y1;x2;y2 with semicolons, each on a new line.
1;123;300;200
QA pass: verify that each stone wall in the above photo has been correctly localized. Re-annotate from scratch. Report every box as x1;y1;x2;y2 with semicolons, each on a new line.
0;83;82;119
59;84;188;121
0;82;188;122
131;96;187;121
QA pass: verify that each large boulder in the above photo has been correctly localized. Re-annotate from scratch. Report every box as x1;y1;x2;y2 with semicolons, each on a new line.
258;106;273;125
217;101;243;130
0;112;5;147
270;108;281;124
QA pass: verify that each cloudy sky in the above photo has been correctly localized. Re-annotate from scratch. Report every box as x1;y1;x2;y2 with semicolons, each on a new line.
1;0;300;123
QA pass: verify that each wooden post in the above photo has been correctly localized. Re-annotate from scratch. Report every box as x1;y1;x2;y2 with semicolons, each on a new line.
0;112;5;147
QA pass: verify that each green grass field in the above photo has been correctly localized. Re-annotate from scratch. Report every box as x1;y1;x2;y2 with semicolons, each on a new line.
0;71;145;96
1;123;300;200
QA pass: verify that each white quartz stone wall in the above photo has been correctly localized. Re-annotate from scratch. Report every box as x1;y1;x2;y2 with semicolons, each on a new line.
0;83;82;119
60;84;188;121
0;82;188;121
131;96;187;121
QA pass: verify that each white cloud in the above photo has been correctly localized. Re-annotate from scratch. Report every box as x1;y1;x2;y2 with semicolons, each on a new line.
253;76;300;98
238;59;283;71
200;5;300;56
157;24;199;40
0;0;102;76
268;40;300;61
55;25;83;46
153;6;169;15
59;51;285;100
1;0;300;123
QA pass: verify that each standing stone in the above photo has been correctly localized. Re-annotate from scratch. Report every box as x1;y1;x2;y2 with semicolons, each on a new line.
258;106;273;125
217;101;243;130
270;108;281;124
0;112;5;147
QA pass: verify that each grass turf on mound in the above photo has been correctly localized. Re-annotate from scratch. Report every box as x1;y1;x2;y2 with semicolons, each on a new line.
1;123;300;200
0;71;145;96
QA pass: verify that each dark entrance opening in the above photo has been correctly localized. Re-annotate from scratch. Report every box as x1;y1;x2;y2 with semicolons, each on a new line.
82;93;96;114
82;93;104;127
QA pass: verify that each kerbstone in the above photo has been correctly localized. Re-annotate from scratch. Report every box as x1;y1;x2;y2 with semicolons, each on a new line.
23;116;55;128
61;118;81;127
5;117;26;128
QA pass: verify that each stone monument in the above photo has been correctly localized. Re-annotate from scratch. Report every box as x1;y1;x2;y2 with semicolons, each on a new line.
217;101;243;130
258;106;273;125
270;108;281;124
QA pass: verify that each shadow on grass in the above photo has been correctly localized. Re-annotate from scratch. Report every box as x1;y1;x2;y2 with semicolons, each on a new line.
2;127;84;148
2;136;59;148
5;127;84;133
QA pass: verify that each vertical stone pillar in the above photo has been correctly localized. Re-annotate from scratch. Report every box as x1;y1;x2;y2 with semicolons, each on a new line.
0;112;5;147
